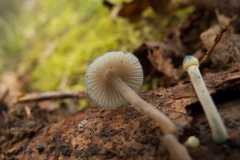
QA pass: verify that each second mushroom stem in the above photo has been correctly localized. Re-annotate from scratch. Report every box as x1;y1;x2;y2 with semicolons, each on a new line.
187;65;228;143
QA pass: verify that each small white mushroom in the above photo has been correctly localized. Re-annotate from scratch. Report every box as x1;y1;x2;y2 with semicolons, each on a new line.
183;55;228;143
85;51;177;135
184;136;200;148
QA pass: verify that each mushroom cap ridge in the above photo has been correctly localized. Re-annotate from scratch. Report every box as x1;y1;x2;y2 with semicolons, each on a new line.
85;51;143;109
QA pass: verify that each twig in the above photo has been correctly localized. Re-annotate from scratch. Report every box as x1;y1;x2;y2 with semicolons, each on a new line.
199;25;228;64
16;91;87;103
200;14;237;64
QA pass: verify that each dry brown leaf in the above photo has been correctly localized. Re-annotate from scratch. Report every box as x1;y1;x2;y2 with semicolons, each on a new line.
200;25;240;68
147;47;179;82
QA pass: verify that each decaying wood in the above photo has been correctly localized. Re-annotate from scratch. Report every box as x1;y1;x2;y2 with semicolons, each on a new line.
1;62;240;160
141;62;240;131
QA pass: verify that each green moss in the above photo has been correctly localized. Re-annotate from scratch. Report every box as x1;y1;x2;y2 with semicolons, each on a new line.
1;0;194;92
20;0;141;91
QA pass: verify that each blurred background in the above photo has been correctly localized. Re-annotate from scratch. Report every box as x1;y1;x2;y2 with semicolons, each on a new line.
1;0;239;93
0;0;194;92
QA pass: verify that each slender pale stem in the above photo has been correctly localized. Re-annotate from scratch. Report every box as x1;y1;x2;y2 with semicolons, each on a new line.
106;71;177;135
187;65;228;143
106;71;192;160
162;134;192;160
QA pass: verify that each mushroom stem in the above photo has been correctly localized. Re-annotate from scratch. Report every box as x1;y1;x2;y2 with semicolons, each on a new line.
105;70;177;135
184;56;228;143
162;134;192;160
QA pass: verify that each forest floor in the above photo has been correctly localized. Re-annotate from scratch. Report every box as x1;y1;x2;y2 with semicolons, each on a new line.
0;62;240;160
1;2;240;160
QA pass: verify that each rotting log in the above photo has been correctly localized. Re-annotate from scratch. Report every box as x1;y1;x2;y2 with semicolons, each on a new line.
1;63;240;160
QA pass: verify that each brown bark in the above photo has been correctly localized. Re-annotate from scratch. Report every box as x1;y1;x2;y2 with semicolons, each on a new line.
1;62;240;160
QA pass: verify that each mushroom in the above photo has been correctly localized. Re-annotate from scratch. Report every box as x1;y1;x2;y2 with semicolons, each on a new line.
85;51;177;135
85;51;192;160
183;55;228;143
184;136;200;148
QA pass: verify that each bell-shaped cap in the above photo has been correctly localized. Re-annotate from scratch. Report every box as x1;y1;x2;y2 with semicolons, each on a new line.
85;51;143;109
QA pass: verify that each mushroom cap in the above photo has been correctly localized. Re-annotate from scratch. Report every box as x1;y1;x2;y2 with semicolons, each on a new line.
183;55;199;71
184;136;200;148
85;51;143;109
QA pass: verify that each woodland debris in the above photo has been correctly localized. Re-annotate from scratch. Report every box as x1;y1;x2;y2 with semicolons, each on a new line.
141;62;240;129
16;91;87;103
200;14;238;64
200;24;240;68
103;0;240;22
1;62;240;160
134;40;184;88
200;24;228;64
147;47;179;81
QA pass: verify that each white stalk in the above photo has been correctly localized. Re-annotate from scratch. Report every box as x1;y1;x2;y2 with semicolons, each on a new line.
183;56;228;143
